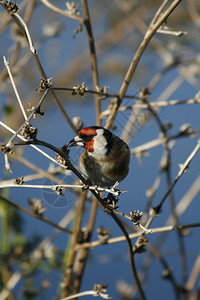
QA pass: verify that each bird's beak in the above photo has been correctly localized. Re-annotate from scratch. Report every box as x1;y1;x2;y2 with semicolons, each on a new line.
67;136;84;147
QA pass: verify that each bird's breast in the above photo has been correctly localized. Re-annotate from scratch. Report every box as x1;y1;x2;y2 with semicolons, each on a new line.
79;147;130;186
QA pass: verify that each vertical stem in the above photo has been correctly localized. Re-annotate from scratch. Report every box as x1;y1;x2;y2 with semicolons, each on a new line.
110;211;146;300
82;0;101;125
73;197;98;293
165;151;188;283
61;191;87;297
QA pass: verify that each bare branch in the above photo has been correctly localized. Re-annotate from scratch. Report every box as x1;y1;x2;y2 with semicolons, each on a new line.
14;12;36;53
40;0;83;23
105;0;183;130
0;195;72;234
81;0;101;125
3;56;28;121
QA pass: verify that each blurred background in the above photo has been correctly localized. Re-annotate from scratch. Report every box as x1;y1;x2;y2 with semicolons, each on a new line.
0;0;200;299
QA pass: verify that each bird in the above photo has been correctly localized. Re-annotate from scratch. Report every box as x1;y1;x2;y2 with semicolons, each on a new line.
68;126;130;187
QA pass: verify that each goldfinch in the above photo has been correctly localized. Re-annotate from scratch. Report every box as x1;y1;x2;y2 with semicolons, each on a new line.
68;126;130;187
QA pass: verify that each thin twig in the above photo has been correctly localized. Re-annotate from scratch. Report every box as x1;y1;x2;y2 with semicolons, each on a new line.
185;255;200;292
3;56;28;121
0;183;126;197
81;0;101;125
137;175;200;288
60;288;111;300
13;153;71;185
109;211;147;300
0;121;58;165
51;86;200;109
157;28;187;36
40;0;83;23
75;222;200;251
156;139;200;210
0;195;72;234
147;242;181;299
14;12;35;53
4;153;12;172
150;0;169;25
131;128;200;156
6;89;49;147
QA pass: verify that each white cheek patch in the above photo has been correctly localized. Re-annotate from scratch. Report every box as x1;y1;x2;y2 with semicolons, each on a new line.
90;130;107;157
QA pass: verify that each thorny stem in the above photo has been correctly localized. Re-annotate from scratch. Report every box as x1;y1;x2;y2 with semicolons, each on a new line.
74;222;200;251
51;86;200;110
0;182;126;197
51;86;140;100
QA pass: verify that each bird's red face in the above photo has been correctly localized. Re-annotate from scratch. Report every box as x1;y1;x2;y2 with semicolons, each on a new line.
68;127;98;153
78;127;97;152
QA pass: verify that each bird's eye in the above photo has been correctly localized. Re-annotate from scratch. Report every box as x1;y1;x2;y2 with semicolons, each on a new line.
87;134;93;139
80;134;94;142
